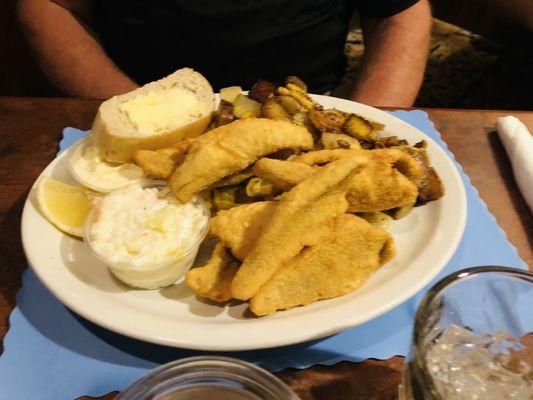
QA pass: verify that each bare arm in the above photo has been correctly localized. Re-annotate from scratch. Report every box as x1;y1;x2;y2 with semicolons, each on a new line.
17;0;138;98
350;0;432;107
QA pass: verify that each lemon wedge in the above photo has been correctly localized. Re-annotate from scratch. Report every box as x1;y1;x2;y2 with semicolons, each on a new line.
36;177;94;237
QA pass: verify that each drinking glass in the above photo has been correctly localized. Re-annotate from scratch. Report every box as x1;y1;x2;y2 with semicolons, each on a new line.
399;266;533;400
115;356;299;400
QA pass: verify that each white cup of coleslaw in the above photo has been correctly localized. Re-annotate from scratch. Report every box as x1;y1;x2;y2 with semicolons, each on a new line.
84;181;210;289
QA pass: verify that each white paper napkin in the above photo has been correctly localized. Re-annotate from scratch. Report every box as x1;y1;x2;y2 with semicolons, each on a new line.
496;116;533;212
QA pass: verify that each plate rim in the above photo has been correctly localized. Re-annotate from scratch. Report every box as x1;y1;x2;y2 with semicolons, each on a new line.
21;96;467;351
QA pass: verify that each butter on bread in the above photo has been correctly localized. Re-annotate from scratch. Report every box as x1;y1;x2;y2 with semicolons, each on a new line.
92;68;215;163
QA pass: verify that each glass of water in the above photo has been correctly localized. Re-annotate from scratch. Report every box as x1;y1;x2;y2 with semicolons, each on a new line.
399;266;533;400
115;356;299;400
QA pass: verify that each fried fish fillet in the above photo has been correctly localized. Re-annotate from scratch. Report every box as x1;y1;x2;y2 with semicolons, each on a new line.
231;155;371;301
339;158;418;212
258;149;421;213
133;138;194;179
209;201;277;260
185;242;240;302
169;118;314;202
252;158;316;191
293;149;354;166
250;214;396;316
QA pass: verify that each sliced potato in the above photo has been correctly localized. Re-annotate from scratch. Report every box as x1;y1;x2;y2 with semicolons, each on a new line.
220;86;243;103
278;95;305;115
344;114;376;141
277;86;320;111
309;110;348;133
284;76;307;92
261;98;291;121
233;94;262;119
215;100;236;127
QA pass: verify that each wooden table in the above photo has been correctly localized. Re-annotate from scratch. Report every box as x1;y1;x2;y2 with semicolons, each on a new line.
0;98;531;399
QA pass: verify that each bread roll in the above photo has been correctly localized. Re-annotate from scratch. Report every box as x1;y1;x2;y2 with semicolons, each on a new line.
92;68;215;163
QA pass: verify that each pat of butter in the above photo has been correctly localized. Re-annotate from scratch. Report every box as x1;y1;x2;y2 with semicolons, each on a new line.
119;88;205;134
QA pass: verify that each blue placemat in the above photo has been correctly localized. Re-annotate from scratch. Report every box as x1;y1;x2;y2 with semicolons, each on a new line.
0;111;526;399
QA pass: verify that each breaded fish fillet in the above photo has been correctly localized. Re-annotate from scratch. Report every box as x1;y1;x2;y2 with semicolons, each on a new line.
185;242;240;302
252;158;316;191
209;201;277;260
340;160;418;213
250;214;396;316
293;149;355;166
257;149;421;212
169;118;314;202
133;138;194;179
231;155;371;301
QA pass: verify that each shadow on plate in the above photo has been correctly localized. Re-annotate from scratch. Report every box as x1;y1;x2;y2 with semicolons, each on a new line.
60;234;130;294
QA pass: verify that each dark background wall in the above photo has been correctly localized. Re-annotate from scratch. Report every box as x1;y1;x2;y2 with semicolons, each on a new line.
1;0;532;105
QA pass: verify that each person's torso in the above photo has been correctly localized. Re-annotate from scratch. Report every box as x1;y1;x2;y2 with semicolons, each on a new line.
94;0;356;92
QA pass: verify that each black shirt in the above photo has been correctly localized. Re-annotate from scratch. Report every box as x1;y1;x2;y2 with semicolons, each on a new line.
94;0;418;93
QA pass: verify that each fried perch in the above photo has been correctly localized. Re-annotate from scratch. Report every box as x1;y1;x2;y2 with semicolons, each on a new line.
185;243;240;302
320;132;361;150
231;155;369;301
209;201;277;260
293;149;355;166
169;118;314;202
338;151;421;212
249;214;396;315
252;158;316;191
132;138;194;179
289;149;423;212
308;109;348;134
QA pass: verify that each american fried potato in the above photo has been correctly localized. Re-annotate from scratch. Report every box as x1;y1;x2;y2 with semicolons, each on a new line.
308;109;348;133
261;98;291;121
343;114;384;141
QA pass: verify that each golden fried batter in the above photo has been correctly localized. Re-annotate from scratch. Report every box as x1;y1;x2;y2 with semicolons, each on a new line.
209;201;277;261
185;242;240;303
133;138;194;179
169;118;313;202
252;158;316;191
230;154;371;301
293;149;355;166
250;214;396;316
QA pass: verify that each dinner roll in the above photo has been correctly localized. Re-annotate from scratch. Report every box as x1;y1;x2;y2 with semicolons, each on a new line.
92;68;215;163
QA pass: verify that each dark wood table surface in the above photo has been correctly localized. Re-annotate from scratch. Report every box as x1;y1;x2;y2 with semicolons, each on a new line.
0;98;531;400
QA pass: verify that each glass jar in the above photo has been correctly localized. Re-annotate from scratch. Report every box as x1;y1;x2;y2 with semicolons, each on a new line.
399;266;533;400
115;356;300;400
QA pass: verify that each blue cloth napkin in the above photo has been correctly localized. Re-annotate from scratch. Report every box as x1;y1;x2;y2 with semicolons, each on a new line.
0;111;526;400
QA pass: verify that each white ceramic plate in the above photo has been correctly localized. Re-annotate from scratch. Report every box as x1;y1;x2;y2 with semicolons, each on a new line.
21;95;467;351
